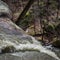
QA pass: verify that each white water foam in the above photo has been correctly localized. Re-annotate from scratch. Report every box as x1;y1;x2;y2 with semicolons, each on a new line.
0;39;60;60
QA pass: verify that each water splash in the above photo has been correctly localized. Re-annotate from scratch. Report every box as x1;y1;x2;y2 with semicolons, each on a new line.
0;39;60;60
14;44;60;60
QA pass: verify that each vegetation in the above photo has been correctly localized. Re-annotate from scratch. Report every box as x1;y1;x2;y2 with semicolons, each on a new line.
15;0;60;46
2;0;60;47
19;12;33;30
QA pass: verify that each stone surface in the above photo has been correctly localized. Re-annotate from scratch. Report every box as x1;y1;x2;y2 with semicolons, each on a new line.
0;0;12;19
0;51;58;60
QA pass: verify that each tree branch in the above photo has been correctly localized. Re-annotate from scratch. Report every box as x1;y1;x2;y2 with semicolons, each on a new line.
16;0;35;25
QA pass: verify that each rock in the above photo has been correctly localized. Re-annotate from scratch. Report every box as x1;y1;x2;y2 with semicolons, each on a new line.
0;51;58;60
26;25;35;35
1;46;16;53
0;0;12;19
0;17;59;60
52;48;60;58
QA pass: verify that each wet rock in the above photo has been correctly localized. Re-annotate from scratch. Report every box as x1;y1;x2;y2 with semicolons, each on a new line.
1;46;16;53
52;48;60;58
0;51;58;60
0;18;59;60
0;0;12;19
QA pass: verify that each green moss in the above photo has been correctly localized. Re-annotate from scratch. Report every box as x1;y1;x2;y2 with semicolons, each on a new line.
2;46;16;53
19;12;33;30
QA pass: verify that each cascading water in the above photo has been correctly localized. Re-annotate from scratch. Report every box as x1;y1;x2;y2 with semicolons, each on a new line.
0;33;60;60
0;0;60;60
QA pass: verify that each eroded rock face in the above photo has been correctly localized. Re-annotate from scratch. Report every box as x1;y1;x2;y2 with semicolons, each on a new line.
0;0;12;19
0;0;60;60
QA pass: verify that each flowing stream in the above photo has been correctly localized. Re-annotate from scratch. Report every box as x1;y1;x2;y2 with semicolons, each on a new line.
0;34;60;60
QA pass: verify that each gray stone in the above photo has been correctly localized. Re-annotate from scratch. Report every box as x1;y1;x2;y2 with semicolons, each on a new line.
0;0;12;19
0;51;58;60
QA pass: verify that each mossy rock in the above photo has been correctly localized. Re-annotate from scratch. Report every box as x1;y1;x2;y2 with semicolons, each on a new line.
2;46;16;53
52;40;60;48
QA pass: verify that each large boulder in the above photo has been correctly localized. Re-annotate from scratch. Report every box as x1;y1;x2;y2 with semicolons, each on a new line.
0;51;58;60
0;18;59;60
